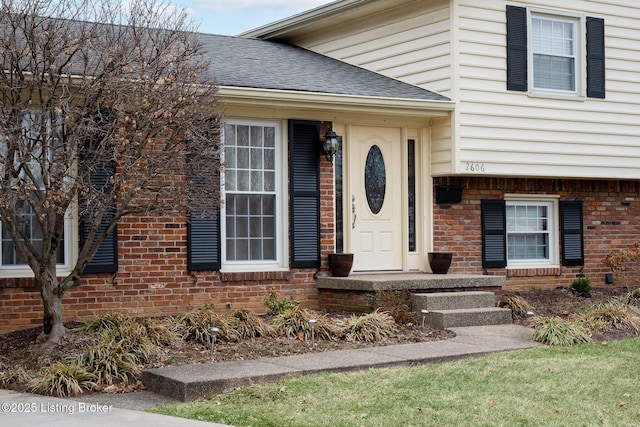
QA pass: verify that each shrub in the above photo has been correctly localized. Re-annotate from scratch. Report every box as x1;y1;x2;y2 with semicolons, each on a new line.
339;310;399;342
530;316;591;346
29;362;96;397
81;312;178;348
0;364;31;387
80;311;132;332
573;300;640;333
172;307;238;345
602;243;640;287
623;288;640;308
230;309;275;339
264;291;299;316
102;322;158;364
76;339;139;385
498;295;534;320
271;307;337;341
569;277;591;298
138;318;179;347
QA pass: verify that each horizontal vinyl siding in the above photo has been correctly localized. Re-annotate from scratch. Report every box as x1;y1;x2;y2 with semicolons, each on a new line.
455;0;640;179
292;0;453;95
431;117;454;175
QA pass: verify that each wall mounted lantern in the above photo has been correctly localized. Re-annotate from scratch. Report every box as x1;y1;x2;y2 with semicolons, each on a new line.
321;128;339;162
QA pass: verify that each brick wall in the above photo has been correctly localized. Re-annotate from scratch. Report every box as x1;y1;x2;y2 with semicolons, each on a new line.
434;177;640;290
7;170;639;334
0;159;336;334
0;213;323;334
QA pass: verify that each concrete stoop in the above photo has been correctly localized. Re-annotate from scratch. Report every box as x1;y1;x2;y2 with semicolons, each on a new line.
412;291;512;329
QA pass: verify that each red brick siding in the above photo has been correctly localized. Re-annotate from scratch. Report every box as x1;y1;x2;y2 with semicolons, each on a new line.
0;159;335;334
434;177;640;290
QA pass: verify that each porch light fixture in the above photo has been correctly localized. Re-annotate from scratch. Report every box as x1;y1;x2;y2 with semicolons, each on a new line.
321;128;339;162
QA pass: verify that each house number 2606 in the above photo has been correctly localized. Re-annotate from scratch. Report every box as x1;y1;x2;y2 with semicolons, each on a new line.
465;162;486;172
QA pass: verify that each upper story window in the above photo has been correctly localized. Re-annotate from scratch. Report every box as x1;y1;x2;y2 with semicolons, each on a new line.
222;121;283;270
531;14;577;93
506;6;605;99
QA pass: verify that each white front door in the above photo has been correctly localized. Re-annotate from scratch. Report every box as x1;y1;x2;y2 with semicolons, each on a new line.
348;126;403;271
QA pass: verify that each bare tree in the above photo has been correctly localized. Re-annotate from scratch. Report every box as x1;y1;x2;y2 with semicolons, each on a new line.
0;0;221;345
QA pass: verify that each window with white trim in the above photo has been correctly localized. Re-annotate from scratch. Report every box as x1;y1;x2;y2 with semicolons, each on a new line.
222;121;282;268
507;6;605;98
505;198;558;266
1;201;65;266
0;112;75;276
531;14;578;92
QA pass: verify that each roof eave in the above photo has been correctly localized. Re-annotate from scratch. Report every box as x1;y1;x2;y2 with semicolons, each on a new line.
218;86;454;118
239;0;376;39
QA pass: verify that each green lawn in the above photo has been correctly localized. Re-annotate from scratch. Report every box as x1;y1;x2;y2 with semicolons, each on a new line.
153;338;640;426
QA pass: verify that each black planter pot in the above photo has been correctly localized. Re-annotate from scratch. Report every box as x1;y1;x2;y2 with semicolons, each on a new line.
328;253;354;277
428;252;452;274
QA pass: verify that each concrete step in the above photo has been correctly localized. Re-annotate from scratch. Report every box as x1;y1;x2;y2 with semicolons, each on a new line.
425;307;512;329
412;291;496;311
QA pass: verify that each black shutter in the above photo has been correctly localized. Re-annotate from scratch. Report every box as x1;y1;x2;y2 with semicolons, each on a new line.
187;209;220;271
82;160;118;274
186;143;220;272
560;201;584;266
506;5;528;92
289;120;321;268
482;200;507;268
586;17;606;99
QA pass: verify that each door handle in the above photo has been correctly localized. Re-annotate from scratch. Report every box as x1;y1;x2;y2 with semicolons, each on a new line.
351;195;357;229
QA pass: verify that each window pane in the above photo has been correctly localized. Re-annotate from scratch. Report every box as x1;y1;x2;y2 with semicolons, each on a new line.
251;171;262;191
237;126;249;146
237;147;249;169
262;239;275;260
224;124;236;146
532;16;576;92
250;126;262;147
224;123;277;263
225;146;236;169
506;202;551;262
1;201;65;266
534;55;575;91
407;139;416;252
237;170;250;191
264;127;275;148
250;148;263;169
264;149;275;169
225;170;237;192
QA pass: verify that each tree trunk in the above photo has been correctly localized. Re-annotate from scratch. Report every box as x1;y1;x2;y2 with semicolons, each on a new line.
39;270;66;346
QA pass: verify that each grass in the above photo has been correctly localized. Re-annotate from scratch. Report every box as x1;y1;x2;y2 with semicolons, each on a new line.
153;337;640;427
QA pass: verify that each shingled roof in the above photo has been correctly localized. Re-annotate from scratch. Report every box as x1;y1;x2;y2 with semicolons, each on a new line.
200;34;449;102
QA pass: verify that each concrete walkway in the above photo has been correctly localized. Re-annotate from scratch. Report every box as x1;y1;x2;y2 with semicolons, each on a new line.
0;388;228;427
1;324;539;426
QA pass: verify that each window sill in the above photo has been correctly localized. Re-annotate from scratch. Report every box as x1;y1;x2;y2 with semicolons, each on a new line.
506;267;561;277
528;90;585;102
220;271;291;282
0;266;73;280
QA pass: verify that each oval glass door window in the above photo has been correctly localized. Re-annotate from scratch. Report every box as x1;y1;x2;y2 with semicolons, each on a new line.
364;145;386;214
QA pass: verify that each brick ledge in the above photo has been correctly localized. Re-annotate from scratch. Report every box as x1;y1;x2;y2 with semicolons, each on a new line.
506;268;561;277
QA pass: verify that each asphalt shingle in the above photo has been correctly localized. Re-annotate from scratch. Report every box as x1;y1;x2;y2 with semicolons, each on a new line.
200;34;450;102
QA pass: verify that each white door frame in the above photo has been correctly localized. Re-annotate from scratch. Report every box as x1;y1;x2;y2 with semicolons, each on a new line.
342;125;428;272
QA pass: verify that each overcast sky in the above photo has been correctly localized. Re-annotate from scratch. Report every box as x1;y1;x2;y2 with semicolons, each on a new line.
179;0;335;35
